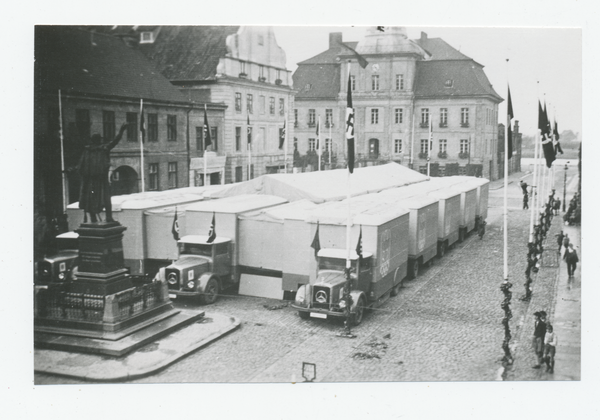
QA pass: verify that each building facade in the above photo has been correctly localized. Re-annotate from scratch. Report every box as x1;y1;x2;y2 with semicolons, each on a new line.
293;27;504;179
497;121;523;178
134;26;295;184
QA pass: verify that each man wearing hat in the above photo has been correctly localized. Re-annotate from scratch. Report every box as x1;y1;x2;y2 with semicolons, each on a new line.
532;311;547;368
78;123;129;223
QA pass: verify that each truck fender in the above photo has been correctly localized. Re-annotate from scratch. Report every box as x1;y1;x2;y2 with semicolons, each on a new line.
349;290;366;310
197;273;219;293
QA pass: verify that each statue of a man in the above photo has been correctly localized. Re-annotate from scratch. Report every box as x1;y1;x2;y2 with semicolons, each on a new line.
78;123;128;223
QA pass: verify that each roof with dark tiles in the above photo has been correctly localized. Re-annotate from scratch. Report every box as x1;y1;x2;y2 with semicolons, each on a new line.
138;26;241;81
35;26;189;104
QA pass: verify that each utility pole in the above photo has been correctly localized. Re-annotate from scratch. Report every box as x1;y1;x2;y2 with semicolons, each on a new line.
563;162;569;212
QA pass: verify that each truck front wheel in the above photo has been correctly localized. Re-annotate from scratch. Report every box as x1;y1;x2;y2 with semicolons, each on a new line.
200;277;220;305
352;296;366;326
298;311;310;320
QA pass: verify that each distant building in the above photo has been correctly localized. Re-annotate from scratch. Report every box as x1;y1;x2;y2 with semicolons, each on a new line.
497;121;522;177
34;26;230;261
292;27;503;179
132;26;295;183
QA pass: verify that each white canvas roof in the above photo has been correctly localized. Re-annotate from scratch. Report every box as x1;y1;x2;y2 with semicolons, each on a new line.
66;185;229;211
207;163;428;203
185;194;287;214
306;194;409;226
238;199;319;223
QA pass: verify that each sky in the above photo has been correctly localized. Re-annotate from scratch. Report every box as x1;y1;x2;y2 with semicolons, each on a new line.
274;26;582;138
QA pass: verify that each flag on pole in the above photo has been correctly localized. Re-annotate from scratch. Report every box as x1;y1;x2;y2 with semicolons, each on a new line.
316;118;321;156
207;212;216;243
345;75;355;173
311;222;321;258
247;111;252;144
428;118;433;161
140;102;146;143
355;226;363;261
539;101;555;168
279;120;286;149
171;207;180;241
554;120;563;155
203;104;212;149
338;41;369;69
507;86;514;159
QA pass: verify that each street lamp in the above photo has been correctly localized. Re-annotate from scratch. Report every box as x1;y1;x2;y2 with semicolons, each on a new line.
563;162;569;212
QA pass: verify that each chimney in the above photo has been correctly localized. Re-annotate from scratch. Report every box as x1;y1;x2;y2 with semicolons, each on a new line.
329;32;343;48
420;31;428;42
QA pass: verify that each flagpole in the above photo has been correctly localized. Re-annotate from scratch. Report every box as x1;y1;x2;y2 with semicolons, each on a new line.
329;119;332;166
529;129;540;242
139;99;145;193
503;94;509;280
318;115;322;171
284;109;288;173
58;89;68;212
204;104;208;187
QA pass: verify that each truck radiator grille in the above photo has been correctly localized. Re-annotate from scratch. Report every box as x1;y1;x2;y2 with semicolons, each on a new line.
312;286;331;310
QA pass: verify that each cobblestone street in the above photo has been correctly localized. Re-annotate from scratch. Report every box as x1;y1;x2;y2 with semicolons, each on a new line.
36;170;579;385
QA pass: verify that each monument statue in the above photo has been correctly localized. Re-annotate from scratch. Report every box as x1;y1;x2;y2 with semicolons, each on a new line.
78;122;129;223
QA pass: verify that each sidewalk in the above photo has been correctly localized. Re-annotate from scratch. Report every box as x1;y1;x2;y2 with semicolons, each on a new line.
489;170;531;191
550;220;581;380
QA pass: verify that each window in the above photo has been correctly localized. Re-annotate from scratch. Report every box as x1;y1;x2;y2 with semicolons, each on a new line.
293;137;298;150
211;127;218;151
325;109;333;127
148;114;158;142
444;79;454;88
259;96;266;114
369;139;379;158
371;108;379;124
167;115;177;141
235;127;241;151
440;108;448;126
149;163;159;190
247;127;252;145
421;139;429;154
279;98;285;116
279;128;286;145
308;109;316;126
294;109;298;127
461;108;469;126
259;65;265;79
460;139;469;154
394;139;403;154
394;108;403;124
350;75;356;91
439;139;447;153
421;108;429;125
140;32;154;43
235;166;243;182
276;69;281;81
240;61;246;74
308;138;316;151
168;162;178;189
235;93;242;112
269;97;275;115
102;110;115;141
247;94;254;114
126;112;137;142
371;75;379;91
396;74;404;90
196;127;203;150
75;109;90;140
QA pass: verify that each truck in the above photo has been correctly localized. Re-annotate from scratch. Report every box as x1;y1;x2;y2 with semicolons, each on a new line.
293;196;410;324
156;194;287;303
35;231;79;285
429;177;479;241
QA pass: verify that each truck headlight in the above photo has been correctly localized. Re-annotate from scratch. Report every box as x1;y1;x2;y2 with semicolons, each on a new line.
295;286;306;305
187;280;195;289
58;272;65;280
339;299;347;309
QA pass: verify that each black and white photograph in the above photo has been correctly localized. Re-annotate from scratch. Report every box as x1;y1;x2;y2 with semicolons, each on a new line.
4;1;598;418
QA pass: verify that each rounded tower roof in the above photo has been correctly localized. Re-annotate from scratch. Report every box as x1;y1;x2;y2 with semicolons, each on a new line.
355;26;427;57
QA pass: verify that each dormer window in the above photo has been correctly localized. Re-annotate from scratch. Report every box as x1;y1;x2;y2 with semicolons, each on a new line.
444;79;454;88
140;32;154;44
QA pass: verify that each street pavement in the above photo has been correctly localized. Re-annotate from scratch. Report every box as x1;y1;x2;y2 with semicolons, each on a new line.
34;169;581;384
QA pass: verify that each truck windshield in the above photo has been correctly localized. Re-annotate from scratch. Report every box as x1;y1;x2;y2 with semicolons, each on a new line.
180;243;212;257
319;257;350;272
56;238;78;251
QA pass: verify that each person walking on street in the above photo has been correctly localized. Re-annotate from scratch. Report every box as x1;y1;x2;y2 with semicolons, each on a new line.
523;192;529;210
562;234;570;256
532;311;547;368
563;243;579;278
543;324;558;373
556;230;565;254
554;197;561;215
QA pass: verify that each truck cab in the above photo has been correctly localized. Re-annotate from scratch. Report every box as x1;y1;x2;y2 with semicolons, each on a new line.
292;248;373;325
157;235;232;304
36;231;79;285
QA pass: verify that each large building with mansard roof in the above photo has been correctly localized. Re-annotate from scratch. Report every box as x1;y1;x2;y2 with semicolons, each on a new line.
292;27;504;179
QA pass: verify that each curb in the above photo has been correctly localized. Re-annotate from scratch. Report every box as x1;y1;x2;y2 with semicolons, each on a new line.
34;313;241;382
